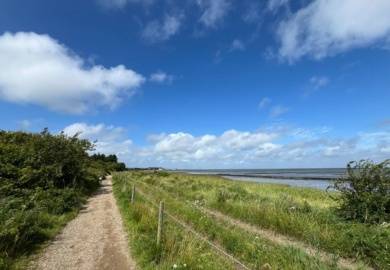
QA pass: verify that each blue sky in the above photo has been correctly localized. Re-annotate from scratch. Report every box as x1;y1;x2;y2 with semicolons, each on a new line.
0;0;389;168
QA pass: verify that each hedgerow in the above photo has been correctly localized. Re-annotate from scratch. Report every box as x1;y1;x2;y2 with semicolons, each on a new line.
0;129;125;269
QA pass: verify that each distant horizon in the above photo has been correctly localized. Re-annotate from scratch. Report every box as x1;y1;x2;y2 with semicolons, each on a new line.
176;167;345;171
131;166;347;171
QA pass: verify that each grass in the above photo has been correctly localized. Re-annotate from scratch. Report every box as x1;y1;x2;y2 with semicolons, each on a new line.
0;189;90;270
112;171;357;270
2;210;79;270
113;171;389;270
112;174;235;270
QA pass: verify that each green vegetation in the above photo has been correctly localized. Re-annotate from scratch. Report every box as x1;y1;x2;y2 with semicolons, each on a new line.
114;170;389;269
332;160;390;224
90;153;127;173
0;130;125;269
112;172;357;270
113;174;236;270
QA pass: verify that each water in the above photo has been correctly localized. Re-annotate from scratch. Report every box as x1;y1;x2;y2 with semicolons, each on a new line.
183;168;345;190
223;176;333;190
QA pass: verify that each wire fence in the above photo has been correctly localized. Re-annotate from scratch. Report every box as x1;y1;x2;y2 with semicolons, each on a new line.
132;185;252;270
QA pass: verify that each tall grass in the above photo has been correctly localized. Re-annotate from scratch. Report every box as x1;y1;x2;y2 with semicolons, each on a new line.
122;171;389;269
112;173;235;270
113;172;342;270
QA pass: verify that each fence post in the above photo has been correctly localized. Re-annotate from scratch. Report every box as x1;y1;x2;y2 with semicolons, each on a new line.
157;201;164;245
131;185;135;204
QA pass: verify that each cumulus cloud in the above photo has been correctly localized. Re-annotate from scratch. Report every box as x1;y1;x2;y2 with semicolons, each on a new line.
142;15;182;43
149;71;174;84
147;129;279;165
63;123;133;155
62;122;390;168
277;0;390;61
0;32;145;114
196;0;230;28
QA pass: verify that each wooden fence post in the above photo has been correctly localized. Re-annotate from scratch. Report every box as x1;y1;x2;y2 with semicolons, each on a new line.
131;185;135;204
157;201;164;245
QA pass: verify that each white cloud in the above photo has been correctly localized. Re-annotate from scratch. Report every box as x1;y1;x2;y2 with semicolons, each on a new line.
150;129;279;163
230;39;246;51
259;97;271;109
277;0;390;61
142;15;182;43
149;71;174;83
197;0;230;28
63;123;133;156
270;105;289;118
0;32;145;114
62;122;390;168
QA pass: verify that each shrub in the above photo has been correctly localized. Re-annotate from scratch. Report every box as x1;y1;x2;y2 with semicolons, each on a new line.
332;160;390;223
0;129;126;267
154;171;170;177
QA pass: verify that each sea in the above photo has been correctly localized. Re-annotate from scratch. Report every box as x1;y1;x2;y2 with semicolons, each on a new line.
182;168;346;190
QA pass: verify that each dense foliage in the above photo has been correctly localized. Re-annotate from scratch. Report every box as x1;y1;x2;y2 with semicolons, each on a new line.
0;130;126;269
90;153;126;173
332;160;390;224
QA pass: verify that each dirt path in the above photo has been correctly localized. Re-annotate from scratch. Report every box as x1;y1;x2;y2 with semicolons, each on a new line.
202;207;370;270
30;176;136;270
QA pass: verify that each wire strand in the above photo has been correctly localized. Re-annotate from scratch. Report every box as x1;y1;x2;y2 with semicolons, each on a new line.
134;186;251;270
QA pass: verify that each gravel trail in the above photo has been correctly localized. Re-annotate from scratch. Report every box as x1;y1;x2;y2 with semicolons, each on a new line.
31;176;136;270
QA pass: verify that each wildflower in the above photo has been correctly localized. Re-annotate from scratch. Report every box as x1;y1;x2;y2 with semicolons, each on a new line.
173;264;178;269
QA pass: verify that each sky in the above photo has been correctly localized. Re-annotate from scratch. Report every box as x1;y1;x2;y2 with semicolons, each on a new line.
0;0;389;169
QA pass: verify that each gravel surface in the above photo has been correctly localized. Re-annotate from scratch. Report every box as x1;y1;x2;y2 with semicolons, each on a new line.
30;176;136;270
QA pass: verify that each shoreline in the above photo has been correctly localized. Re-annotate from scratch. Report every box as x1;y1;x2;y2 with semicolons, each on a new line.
180;171;340;181
216;173;337;181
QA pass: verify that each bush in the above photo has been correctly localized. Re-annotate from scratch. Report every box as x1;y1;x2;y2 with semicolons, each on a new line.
0;129;127;268
332;160;390;224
